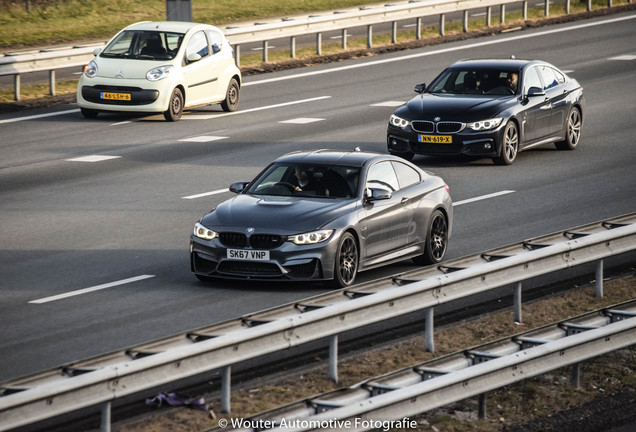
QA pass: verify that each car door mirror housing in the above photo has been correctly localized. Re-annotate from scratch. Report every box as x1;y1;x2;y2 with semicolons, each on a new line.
186;53;202;63
93;47;103;56
414;83;426;94
229;181;249;193
365;187;392;202
527;86;545;97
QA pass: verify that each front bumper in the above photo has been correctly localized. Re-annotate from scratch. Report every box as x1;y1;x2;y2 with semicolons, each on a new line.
77;76;171;113
387;124;504;157
190;233;340;283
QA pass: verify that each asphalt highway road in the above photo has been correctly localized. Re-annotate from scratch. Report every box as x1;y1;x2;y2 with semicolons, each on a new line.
1;11;635;383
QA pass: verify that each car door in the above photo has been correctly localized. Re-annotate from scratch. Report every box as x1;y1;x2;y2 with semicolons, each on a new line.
539;65;569;135
520;66;552;144
182;30;219;106
360;161;413;260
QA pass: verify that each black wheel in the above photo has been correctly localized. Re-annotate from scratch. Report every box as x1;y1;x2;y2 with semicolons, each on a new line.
493;121;519;165
221;78;240;112
555;107;582;150
331;232;358;288
80;108;98;118
413;210;448;265
163;87;184;121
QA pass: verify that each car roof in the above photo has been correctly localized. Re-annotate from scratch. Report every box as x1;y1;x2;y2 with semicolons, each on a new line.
448;58;550;70
123;21;219;34
274;149;397;167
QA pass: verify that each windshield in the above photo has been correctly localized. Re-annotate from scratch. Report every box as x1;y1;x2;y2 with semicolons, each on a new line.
101;30;184;60
428;68;520;96
246;163;360;198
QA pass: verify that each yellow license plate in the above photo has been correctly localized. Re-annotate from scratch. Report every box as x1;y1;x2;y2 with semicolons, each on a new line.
100;92;131;101
419;135;452;144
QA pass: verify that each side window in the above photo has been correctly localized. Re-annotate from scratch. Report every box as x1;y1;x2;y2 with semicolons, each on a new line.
185;31;209;60
539;65;559;90
551;67;565;85
205;29;224;54
523;67;543;93
366;161;399;192
392;161;421;189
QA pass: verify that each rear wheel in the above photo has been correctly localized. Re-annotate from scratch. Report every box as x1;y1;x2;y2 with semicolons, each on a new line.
493;121;519;165
413;210;448;265
555;107;582;150
221;78;240;112
331;232;358;288
163;87;184;121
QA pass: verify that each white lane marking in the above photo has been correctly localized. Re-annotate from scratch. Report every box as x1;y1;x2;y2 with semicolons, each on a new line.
0;109;80;124
29;275;156;304
66;155;121;162
110;120;134;126
609;55;636;61
454;190;515;206
372;101;405;107
183;188;230;199
279;117;325;124
183;96;331;120
179;135;228;143
243;14;636;87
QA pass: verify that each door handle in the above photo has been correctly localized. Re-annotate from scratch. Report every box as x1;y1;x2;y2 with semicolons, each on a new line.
401;197;409;204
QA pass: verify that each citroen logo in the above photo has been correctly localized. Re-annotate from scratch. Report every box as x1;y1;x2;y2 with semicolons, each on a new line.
115;70;125;79
246;227;255;234
434;116;441;122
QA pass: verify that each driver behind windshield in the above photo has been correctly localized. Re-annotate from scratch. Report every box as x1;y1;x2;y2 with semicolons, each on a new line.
294;166;326;195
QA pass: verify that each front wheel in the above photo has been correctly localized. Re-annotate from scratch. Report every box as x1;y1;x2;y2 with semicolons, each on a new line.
493;121;519;165
413;210;448;265
221;78;240;112
163;87;184;122
331;232;358;288
555;107;582;150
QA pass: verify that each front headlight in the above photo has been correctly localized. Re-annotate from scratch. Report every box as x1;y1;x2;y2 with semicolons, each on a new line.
289;229;333;245
193;222;218;240
146;65;174;81
83;60;98;78
468;118;503;131
389;114;410;129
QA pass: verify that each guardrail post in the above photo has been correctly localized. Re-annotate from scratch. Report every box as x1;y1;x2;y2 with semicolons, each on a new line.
341;29;347;49
49;70;56;96
367;25;373;48
463;10;469;32
262;40;268;63
416;17;422;39
439;14;445;36
14;74;21;101
608;0;612;7
100;402;111;432
425;307;435;353
587;0;592;11
566;0;571;14
545;0;550;17
478;393;487;419
523;1;528;19
316;33;322;56
222;366;231;413
571;362;581;388
392;21;398;44
596;260;604;298
486;7;492;27
329;334;339;383
514;282;523;323
500;5;505;24
290;36;296;58
234;45;240;67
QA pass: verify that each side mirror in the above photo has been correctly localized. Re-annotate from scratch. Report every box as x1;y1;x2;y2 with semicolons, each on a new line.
414;83;426;94
365;187;392;202
211;44;221;54
92;47;103;56
229;181;249;193
526;86;545;97
186;53;202;63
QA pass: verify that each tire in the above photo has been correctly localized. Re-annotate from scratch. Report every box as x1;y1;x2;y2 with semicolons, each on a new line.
555;107;582;150
331;232;358;288
80;108;98;119
413;210;448;265
493;121;519;165
163;87;184;122
221;78;240;112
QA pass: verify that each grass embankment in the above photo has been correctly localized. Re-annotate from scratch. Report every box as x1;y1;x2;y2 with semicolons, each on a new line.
1;0;634;104
114;274;636;432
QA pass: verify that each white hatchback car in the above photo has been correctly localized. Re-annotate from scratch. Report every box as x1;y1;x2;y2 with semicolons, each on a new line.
77;21;241;121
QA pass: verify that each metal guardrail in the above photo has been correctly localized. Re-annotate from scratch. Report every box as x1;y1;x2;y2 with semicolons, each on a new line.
216;300;636;432
0;213;635;431
0;0;603;100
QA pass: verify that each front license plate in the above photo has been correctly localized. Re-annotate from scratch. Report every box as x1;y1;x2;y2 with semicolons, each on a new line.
418;135;452;144
227;249;270;261
100;92;131;101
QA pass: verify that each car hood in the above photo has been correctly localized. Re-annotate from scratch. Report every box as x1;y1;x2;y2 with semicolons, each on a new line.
398;93;516;121
94;57;174;80
200;194;357;234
